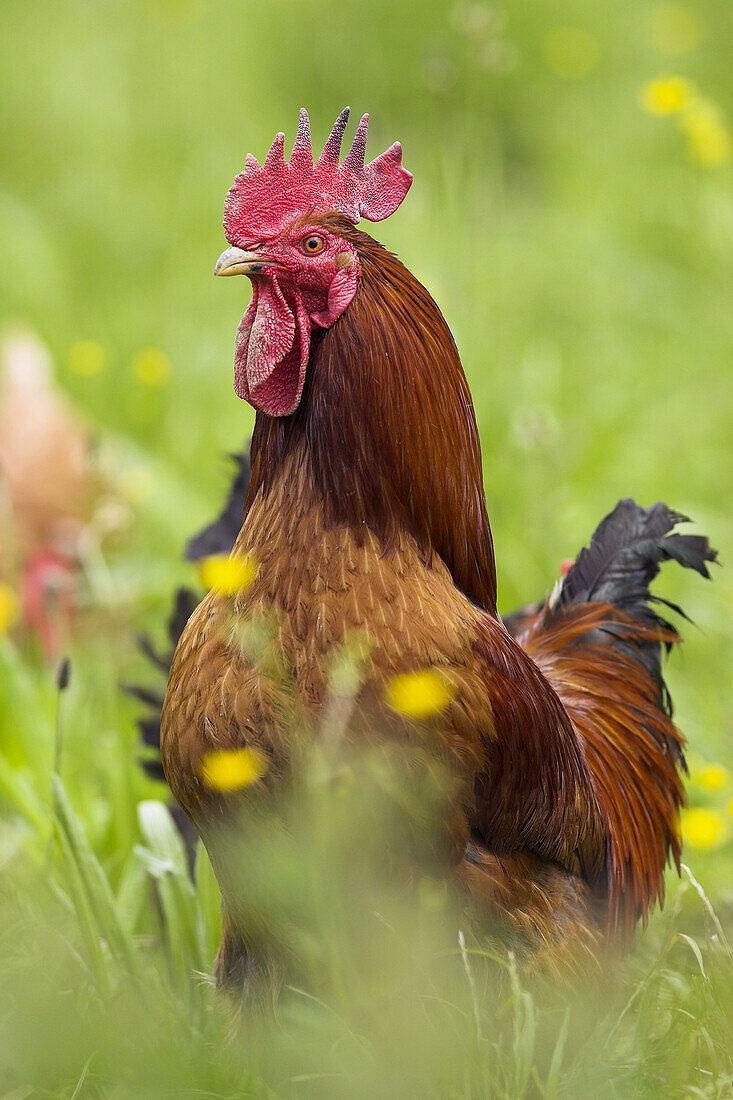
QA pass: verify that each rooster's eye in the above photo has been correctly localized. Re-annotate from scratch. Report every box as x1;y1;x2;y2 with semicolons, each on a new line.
301;235;325;255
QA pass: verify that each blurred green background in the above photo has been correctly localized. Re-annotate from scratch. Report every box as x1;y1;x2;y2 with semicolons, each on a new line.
1;0;732;1094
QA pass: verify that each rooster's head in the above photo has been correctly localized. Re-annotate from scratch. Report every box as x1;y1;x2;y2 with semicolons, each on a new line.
216;108;412;417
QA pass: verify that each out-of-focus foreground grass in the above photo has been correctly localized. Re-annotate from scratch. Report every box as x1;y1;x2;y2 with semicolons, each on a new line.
1;0;732;1095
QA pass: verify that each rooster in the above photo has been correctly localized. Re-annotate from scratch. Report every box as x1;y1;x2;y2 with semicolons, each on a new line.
160;109;715;991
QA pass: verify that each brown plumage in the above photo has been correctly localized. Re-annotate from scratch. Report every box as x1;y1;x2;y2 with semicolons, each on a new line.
244;218;497;614
161;213;715;991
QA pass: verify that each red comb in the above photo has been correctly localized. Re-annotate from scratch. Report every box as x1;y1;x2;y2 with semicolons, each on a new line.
224;107;413;243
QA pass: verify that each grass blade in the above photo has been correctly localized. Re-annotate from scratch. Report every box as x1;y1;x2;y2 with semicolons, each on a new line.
52;775;143;983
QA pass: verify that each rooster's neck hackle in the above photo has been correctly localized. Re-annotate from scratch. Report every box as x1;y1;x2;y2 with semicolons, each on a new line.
245;216;498;615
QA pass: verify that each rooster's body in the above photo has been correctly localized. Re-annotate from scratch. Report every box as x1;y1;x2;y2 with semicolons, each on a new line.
160;110;715;991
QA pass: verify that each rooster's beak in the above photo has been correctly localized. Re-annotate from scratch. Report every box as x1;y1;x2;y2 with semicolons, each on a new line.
214;247;276;277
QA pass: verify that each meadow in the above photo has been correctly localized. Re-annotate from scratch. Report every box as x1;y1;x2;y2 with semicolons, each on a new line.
1;0;732;1094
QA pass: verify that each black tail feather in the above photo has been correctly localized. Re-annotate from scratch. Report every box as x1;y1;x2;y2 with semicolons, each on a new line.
557;498;717;718
559;500;714;608
123;586;200;782
184;451;251;562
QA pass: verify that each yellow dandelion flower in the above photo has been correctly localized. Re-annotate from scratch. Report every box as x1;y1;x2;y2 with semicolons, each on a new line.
694;762;729;791
639;75;693;116
0;583;20;634
681;807;729;851
200;747;267;792
132;347;171;388
679;101;730;168
197;553;258;596
385;668;456;719
67;340;106;377
647;4;703;57
542;27;600;81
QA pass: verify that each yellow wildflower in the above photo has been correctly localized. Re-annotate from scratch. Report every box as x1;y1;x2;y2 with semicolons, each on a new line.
0;583;19;634
542;27;600;81
385;668;456;719
647;4;703;57
679;101;730;168
639;75;693;116
200;747;267;792
132;347;171;388
681;807;729;851
694;762;729;791
67;340;106;377
197;553;258;596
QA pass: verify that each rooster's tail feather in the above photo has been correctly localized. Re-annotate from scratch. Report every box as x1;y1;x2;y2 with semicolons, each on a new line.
518;499;716;942
553;498;716;718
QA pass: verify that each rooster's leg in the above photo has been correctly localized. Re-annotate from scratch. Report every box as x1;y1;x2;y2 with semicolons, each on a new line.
215;910;282;1010
456;842;604;979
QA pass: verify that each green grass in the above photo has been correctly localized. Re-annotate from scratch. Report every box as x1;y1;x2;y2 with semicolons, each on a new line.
1;0;732;1094
3;735;733;1098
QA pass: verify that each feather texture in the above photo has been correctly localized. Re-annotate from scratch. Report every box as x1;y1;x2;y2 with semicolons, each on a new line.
554;498;716;717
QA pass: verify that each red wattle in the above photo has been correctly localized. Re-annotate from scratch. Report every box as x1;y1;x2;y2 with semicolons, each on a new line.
234;276;310;417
